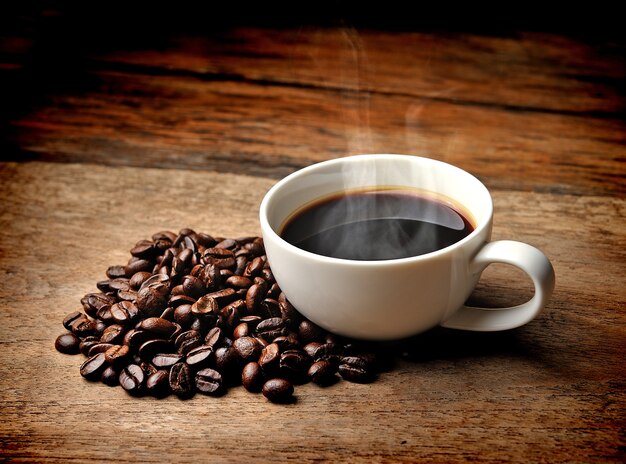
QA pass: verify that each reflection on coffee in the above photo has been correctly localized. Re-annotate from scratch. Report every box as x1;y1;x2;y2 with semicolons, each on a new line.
280;188;474;260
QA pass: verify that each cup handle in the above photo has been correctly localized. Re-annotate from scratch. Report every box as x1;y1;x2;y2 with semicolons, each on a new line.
441;240;555;331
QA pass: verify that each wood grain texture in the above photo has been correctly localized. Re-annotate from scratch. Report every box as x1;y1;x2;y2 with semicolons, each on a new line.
0;162;624;463
3;28;625;195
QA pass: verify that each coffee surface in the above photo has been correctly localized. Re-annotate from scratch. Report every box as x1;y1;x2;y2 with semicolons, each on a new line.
280;189;474;260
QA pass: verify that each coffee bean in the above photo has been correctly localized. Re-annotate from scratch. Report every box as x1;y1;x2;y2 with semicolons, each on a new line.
136;282;170;318
225;275;252;289
204;327;223;348
55;333;80;354
108;278;131;292
119;364;145;394
313;343;344;364
308;360;337;385
138;339;172;361
262;378;294;403
100;324;125;344
146;370;170;397
279;350;310;383
130;240;156;259
71;319;96;338
110;301;139;325
81;293;115;318
233;336;262;362
125;258;153;276
62;311;85;330
123;329;150;351
79;336;100;356
191;295;219;319
169;362;194;399
243;256;264;278
242;362;264;393
214;346;239;379
80;353;107;380
106;265;128;279
256;317;287;342
298;320;325;344
258;343;280;372
138;317;177;338
175;330;202;355
195;368;224;396
279;299;301;330
186;345;214;369
199;264;222;290
174;304;194;328
245;283;266;313
104;344;130;366
152;352;183;369
232;322;249;339
101;366;119;386
338;356;375;383
181;275;205;299
129;271;152;290
88;343;115;357
273;336;301;352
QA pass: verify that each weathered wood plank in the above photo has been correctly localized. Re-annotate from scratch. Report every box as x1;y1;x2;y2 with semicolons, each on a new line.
0;162;623;462
5;72;624;196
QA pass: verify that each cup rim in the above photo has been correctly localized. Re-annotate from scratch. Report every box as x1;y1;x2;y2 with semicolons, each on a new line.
259;154;493;266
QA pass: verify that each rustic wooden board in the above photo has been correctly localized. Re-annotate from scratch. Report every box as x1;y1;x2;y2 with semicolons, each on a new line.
0;162;624;462
3;29;625;196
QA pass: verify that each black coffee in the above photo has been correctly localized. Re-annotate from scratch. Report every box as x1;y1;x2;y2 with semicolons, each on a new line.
280;189;474;260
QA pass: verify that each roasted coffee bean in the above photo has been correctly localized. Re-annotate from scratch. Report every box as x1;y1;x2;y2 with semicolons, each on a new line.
93;320;107;337
124;329;151;351
242;362;264;392
245;282;266;313
110;301;140;325
279;299;300;329
338;356;375;383
96;280;112;292
62;311;85;330
152;230;177;243
313;343;344;365
71;319;96;338
225;275;252;289
130;240;156;259
80;353;108;380
191;295;219;319
101;366;119;386
262;378;294;403
108;278;131;292
308;360;337;385
195;368;224;396
233;336;262;362
169;362;194;399
88;343;115;357
279;350;310;383
152;352;183;369
79;336;100;356
199;264;222;290
267;283;281;299
303;342;323;359
298;320;325;344
215;238;237;250
160;306;176;322
106;265;128;279
138;339;172;361
55;333;80;354
138;317;177;338
129;271;152;290
273;336;300;351
100;324;125;344
255;317;287;342
243;256;264;278
239;315;262;329
181;275;205;299
204;327;223;348
175;330;203;355
219;304;240;330
174;304;194;328
104;344;130;366
81;293;114;318
258;343;280;372
205;288;237;306
119;364;145;394
186;345;214;369
117;289;138;302
146;370;170;397
232;322;249;339
214;346;239;378
259;298;281;319
136;282;170;318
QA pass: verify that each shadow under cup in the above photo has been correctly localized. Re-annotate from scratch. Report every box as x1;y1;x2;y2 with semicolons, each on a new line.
259;154;494;340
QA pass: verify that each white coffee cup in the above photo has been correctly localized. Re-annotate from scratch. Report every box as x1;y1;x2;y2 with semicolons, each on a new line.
259;154;555;340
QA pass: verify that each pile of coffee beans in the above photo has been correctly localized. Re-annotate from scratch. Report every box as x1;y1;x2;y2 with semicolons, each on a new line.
55;230;381;403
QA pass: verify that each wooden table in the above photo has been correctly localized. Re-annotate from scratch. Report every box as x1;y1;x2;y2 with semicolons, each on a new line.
1;7;624;463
